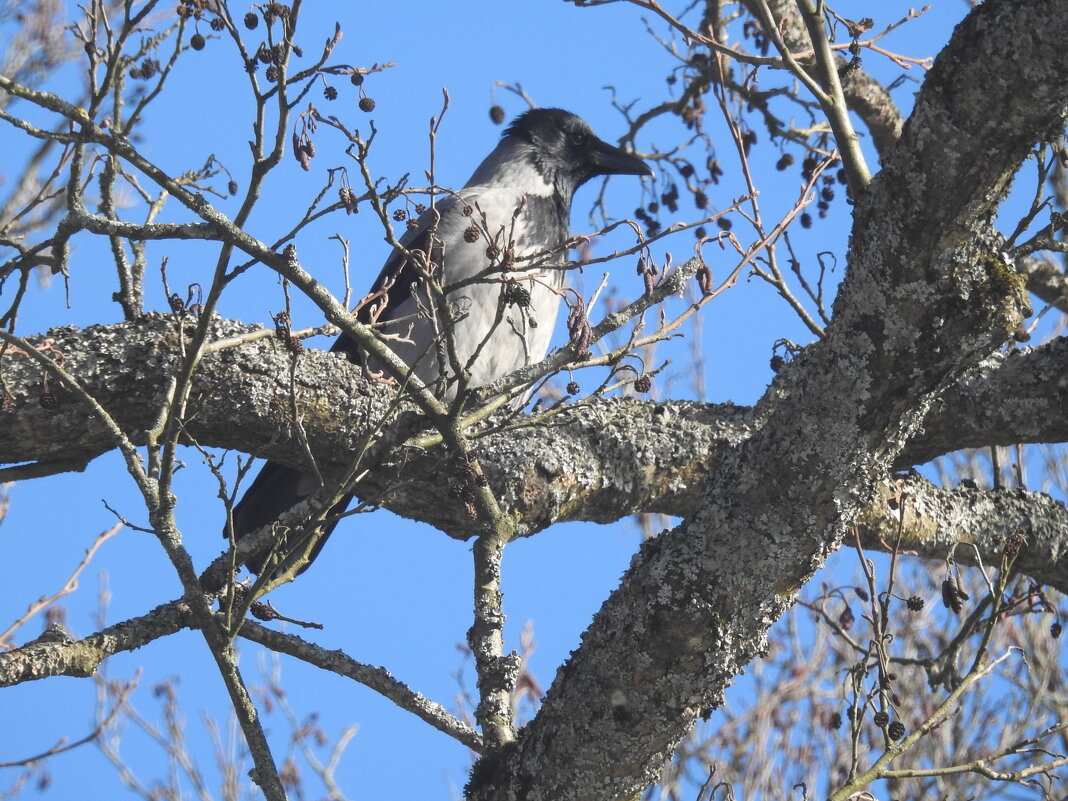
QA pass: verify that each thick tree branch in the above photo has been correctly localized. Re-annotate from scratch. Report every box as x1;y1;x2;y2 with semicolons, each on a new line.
0;600;194;686
1;317;1063;535
465;2;1067;798
743;0;906;160
1018;254;1068;314
907;336;1068;464
2;5;1067;794
2;475;1062;700
858;473;1068;594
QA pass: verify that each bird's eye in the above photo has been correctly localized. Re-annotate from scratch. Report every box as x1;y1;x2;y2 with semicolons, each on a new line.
569;129;589;149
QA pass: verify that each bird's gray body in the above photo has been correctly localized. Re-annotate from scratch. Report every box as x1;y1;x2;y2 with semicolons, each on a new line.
363;180;567;394
232;108;650;576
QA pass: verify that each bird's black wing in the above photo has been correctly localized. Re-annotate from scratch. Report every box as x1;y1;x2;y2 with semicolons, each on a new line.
229;195;466;577
228;460;337;576
331;195;463;363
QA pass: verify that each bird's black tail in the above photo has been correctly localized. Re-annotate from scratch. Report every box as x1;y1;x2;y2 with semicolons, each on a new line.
228;460;351;576
227;333;361;578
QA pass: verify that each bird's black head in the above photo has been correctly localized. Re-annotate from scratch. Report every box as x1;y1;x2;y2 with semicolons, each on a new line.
503;108;652;197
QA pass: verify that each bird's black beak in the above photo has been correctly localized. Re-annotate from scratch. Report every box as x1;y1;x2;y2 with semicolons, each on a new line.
588;138;654;178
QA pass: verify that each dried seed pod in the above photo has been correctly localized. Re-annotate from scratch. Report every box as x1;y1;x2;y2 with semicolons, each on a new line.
695;261;713;296
566;298;592;359
1004;532;1026;559
250;601;280;621
338;187;358;214
742;129;757;155
295;143;311;170
953;574;970;601
637;257;657;297
941;579;964;614
838;605;855;631
502;280;530;308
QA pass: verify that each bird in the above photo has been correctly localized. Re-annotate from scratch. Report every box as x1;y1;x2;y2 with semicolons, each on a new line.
228;108;652;577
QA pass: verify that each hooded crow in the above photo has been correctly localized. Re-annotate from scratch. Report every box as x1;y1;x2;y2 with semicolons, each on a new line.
229;108;651;576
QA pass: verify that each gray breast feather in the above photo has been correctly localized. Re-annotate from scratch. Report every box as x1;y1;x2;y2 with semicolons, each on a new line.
362;185;568;394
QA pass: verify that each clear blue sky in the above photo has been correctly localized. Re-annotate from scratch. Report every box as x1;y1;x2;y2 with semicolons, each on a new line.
0;3;1029;800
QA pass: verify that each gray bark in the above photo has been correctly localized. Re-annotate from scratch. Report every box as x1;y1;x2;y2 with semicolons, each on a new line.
1;317;1064;538
1;468;1062;692
467;2;1068;798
